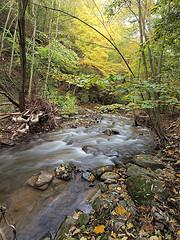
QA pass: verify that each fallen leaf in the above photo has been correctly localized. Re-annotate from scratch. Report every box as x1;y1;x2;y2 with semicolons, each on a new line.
141;223;153;232
115;205;127;215
121;237;128;240
88;174;95;182
80;237;87;240
71;228;81;236
111;231;117;238
94;225;105;234
127;222;134;229
177;229;180;235
73;211;81;220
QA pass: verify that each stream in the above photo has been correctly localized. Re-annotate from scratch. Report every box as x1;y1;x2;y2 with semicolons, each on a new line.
0;114;155;240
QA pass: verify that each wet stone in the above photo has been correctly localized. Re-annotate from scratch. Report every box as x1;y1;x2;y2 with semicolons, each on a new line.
104;179;118;184
108;184;118;191
54;216;76;240
127;175;164;206
103;128;119;136
35;171;53;187
27;175;38;187
92;197;114;214
55;163;75;181
101;172;120;181
127;164;156;178
99;182;108;193
39;232;52;240
82;145;99;155
27;170;53;190
132;154;165;170
82;171;95;182
94;166;114;177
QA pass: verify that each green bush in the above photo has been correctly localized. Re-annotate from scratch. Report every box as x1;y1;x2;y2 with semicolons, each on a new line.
61;93;78;115
48;90;78;115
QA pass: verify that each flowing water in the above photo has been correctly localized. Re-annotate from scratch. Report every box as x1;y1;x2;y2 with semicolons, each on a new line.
0;114;155;239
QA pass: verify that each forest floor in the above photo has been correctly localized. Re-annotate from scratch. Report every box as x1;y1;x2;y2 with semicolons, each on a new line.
0;105;180;240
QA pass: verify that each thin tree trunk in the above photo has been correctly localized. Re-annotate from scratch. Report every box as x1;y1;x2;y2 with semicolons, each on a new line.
28;4;37;98
44;0;54;94
141;0;155;79
137;0;148;80
9;20;18;77
0;0;14;57
157;0;171;83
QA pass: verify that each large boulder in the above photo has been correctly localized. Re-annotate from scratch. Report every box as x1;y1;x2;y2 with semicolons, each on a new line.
126;164;156;178
132;154;165;170
127;175;164;206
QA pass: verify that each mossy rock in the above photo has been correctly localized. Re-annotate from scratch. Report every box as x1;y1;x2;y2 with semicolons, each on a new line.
132;154;165;170
127;164;156;178
127;175;163;206
54;216;76;240
78;213;90;226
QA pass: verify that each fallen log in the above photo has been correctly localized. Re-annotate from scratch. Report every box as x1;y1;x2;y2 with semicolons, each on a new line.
0;112;21;116
0;115;10;120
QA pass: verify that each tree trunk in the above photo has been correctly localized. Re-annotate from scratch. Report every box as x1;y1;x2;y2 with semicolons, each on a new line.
138;0;148;80
44;0;54;94
0;0;14;57
9;20;18;77
28;3;37;98
17;0;28;112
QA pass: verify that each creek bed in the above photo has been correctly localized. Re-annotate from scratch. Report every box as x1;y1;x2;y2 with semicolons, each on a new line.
0;114;155;239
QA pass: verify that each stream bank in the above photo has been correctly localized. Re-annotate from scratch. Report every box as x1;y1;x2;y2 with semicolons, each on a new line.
0;113;179;240
53;153;179;240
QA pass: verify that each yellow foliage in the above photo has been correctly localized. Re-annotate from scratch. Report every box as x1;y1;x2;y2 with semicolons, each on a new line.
94;225;105;234
71;0;138;75
111;231;117;238
115;205;127;215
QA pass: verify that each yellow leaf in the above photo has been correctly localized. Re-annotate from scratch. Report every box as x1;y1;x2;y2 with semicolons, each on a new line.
176;173;180;178
121;237;128;240
111;231;117;238
94;225;105;234
88;174;95;182
127;222;134;229
177;229;180;235
115;205;127;215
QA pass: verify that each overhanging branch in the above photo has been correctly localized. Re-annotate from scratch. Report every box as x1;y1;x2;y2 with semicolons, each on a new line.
33;2;135;78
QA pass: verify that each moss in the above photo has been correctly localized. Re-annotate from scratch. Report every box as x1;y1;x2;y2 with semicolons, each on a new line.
127;175;155;206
